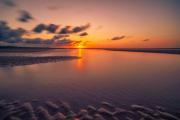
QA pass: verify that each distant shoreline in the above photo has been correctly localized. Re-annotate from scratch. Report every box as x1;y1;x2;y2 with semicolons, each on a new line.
103;48;180;55
1;46;180;54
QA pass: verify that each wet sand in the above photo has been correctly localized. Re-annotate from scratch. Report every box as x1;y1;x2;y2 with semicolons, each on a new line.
0;100;180;120
0;56;79;67
0;47;51;53
104;48;180;54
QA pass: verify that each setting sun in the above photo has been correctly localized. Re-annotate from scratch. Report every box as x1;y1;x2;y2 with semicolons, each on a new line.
77;44;85;49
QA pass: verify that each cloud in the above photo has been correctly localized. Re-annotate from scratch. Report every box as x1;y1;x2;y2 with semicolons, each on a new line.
18;10;34;23
24;38;42;44
72;40;82;45
56;38;74;45
10;28;26;37
58;23;90;35
0;21;51;45
33;24;47;33
79;32;88;36
0;20;26;42
23;38;52;45
1;0;17;7
46;24;59;33
53;34;69;40
33;23;59;33
33;23;90;35
72;23;90;33
5;37;23;43
59;26;72;34
0;20;90;47
42;39;54;44
143;39;150;42
55;39;87;46
111;36;126;40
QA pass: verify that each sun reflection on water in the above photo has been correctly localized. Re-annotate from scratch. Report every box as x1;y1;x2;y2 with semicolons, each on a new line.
76;48;84;70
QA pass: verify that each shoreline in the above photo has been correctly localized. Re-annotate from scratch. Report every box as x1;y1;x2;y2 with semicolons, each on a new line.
0;100;179;120
104;48;180;55
1;47;180;55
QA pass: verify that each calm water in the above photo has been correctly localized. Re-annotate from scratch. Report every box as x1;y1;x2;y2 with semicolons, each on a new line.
0;49;180;109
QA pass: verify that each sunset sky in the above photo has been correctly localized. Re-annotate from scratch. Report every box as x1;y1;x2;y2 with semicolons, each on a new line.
0;0;180;48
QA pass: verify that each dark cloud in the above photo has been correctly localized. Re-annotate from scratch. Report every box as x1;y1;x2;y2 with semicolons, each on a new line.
42;39;54;44
46;24;59;33
0;20;90;47
56;38;74;45
33;23;60;33
5;37;24;43
59;26;72;34
1;0;17;7
9;28;26;38
33;23;90;35
72;23;90;33
55;39;85;46
0;20;26;42
79;32;88;36
143;39;150;42
111;36;126;40
33;24;47;33
0;21;51;45
18;10;34;23
24;38;54;45
24;38;42;44
53;34;69;40
58;23;90;35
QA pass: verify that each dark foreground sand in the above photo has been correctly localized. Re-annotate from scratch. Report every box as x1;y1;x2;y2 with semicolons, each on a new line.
104;48;180;54
0;100;180;120
0;56;79;67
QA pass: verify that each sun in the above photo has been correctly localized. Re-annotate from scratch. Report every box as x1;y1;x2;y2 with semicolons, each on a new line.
77;44;85;49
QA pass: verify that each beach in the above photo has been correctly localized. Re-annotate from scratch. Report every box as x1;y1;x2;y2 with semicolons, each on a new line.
0;49;180;120
0;100;180;120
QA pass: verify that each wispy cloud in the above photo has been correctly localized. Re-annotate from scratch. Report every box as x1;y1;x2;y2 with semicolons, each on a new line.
111;36;126;40
72;23;90;33
52;34;69;40
79;32;88;36
1;0;17;7
18;10;34;23
142;39;150;42
58;23;90;35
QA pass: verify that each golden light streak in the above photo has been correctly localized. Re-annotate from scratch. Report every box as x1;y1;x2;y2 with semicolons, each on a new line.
76;48;83;70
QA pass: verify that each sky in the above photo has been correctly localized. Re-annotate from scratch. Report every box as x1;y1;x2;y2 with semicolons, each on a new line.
0;0;180;48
